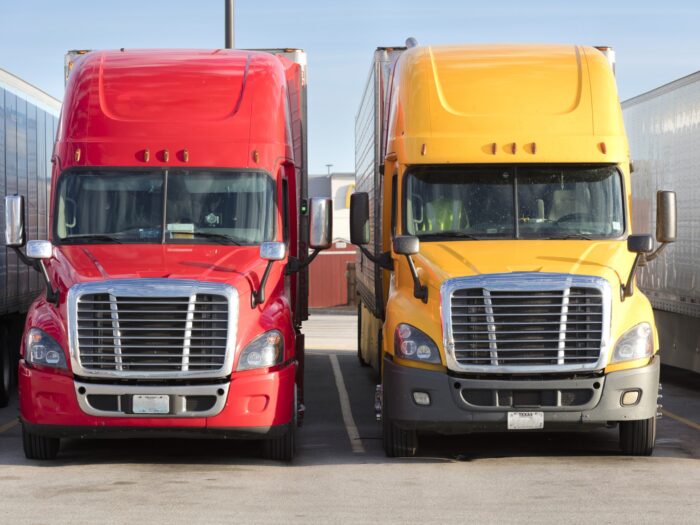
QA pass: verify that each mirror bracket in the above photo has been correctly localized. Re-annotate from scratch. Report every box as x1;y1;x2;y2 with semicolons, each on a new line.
622;241;672;301
252;260;275;308
38;260;60;306
10;247;59;306
643;242;668;264
404;255;428;303
358;247;393;271
621;253;644;301
285;249;322;275
10;246;38;270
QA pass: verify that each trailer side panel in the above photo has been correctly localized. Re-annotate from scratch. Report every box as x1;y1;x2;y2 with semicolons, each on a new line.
623;71;700;372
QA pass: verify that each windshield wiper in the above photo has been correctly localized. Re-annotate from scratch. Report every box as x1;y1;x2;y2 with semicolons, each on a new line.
61;234;123;244
419;232;481;240
546;233;593;240
185;231;242;245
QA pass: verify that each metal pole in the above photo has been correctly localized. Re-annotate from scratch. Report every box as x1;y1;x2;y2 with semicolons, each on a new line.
326;164;333;175
225;0;234;49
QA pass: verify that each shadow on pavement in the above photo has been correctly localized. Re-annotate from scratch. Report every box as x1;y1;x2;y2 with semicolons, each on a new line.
0;352;694;467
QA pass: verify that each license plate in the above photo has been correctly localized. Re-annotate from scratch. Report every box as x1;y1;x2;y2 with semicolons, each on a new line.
507;411;544;430
132;395;170;414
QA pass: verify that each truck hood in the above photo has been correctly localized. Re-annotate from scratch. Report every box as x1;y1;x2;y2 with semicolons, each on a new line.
50;244;269;295
415;240;634;288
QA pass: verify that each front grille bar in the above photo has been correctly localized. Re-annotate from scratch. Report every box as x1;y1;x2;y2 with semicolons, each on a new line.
182;293;196;372
483;290;498;366
108;294;123;372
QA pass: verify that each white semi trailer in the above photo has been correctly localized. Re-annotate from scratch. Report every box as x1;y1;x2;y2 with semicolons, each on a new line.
624;72;700;374
0;69;61;406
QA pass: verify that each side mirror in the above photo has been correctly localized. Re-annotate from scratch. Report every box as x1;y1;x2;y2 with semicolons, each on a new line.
260;241;286;261
656;190;677;244
5;195;26;247
252;242;288;308
393;235;419;256
627;234;653;254
26;240;53;260
309;197;332;250
349;192;370;246
392;235;427;303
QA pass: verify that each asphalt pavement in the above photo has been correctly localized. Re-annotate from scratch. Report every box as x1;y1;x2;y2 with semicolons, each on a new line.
0;314;698;524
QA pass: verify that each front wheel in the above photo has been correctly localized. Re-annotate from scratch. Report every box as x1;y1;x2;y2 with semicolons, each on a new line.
382;399;417;458
619;417;656;456
22;425;60;460
262;387;296;462
262;425;295;461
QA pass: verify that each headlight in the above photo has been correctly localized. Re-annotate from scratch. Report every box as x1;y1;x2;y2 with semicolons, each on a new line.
612;323;653;363
26;328;67;369
237;330;284;371
394;323;441;364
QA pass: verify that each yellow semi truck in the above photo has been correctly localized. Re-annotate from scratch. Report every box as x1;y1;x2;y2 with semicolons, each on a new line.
351;41;676;457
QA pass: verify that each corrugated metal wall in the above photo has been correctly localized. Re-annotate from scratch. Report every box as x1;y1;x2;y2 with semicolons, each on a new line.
1;84;59;315
308;243;356;308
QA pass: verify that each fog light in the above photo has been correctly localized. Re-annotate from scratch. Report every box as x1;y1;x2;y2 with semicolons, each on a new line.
413;392;430;406
621;390;640;406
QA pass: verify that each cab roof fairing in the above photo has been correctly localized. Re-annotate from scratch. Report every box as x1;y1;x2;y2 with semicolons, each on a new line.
386;44;629;166
57;49;295;171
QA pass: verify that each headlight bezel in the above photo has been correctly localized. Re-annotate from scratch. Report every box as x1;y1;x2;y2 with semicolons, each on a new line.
25;327;68;369
394;323;442;365
611;322;654;364
236;330;284;371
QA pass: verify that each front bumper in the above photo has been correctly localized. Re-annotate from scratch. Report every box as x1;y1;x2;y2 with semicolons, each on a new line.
18;360;295;439
383;355;660;434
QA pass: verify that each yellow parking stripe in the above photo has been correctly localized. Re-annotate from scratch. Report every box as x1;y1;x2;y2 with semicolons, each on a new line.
663;409;700;432
0;419;18;434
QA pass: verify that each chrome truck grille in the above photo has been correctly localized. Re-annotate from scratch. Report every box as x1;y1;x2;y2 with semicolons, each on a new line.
68;280;238;379
441;274;610;373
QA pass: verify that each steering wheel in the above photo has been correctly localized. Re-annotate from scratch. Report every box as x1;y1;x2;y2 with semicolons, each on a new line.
554;212;590;224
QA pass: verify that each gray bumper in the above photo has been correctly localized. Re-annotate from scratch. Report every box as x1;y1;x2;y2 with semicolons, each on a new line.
383;355;660;434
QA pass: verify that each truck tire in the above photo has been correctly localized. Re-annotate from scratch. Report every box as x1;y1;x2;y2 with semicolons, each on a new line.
262;425;294;461
22;425;60;460
357;303;369;366
0;324;11;408
619;417;656;456
382;400;418;458
262;388;296;461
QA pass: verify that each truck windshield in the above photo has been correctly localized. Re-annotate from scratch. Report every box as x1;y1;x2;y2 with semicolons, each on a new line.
55;170;276;245
404;165;624;240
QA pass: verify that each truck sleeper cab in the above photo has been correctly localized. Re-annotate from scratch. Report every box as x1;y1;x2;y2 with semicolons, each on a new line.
5;49;332;461
351;42;676;457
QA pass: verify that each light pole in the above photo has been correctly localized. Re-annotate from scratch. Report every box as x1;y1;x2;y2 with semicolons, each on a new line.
326;164;333;175
225;0;235;49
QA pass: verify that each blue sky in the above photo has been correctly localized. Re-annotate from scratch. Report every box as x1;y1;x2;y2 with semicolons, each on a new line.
2;0;699;174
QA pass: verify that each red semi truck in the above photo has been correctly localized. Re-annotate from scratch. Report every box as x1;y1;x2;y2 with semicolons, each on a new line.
4;48;331;461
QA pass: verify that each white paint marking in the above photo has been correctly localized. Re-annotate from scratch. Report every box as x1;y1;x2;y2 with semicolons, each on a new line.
0;419;18;434
329;354;366;454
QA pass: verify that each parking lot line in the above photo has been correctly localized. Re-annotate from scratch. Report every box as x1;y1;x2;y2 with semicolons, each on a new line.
329;354;366;454
663;409;700;432
0;419;18;434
